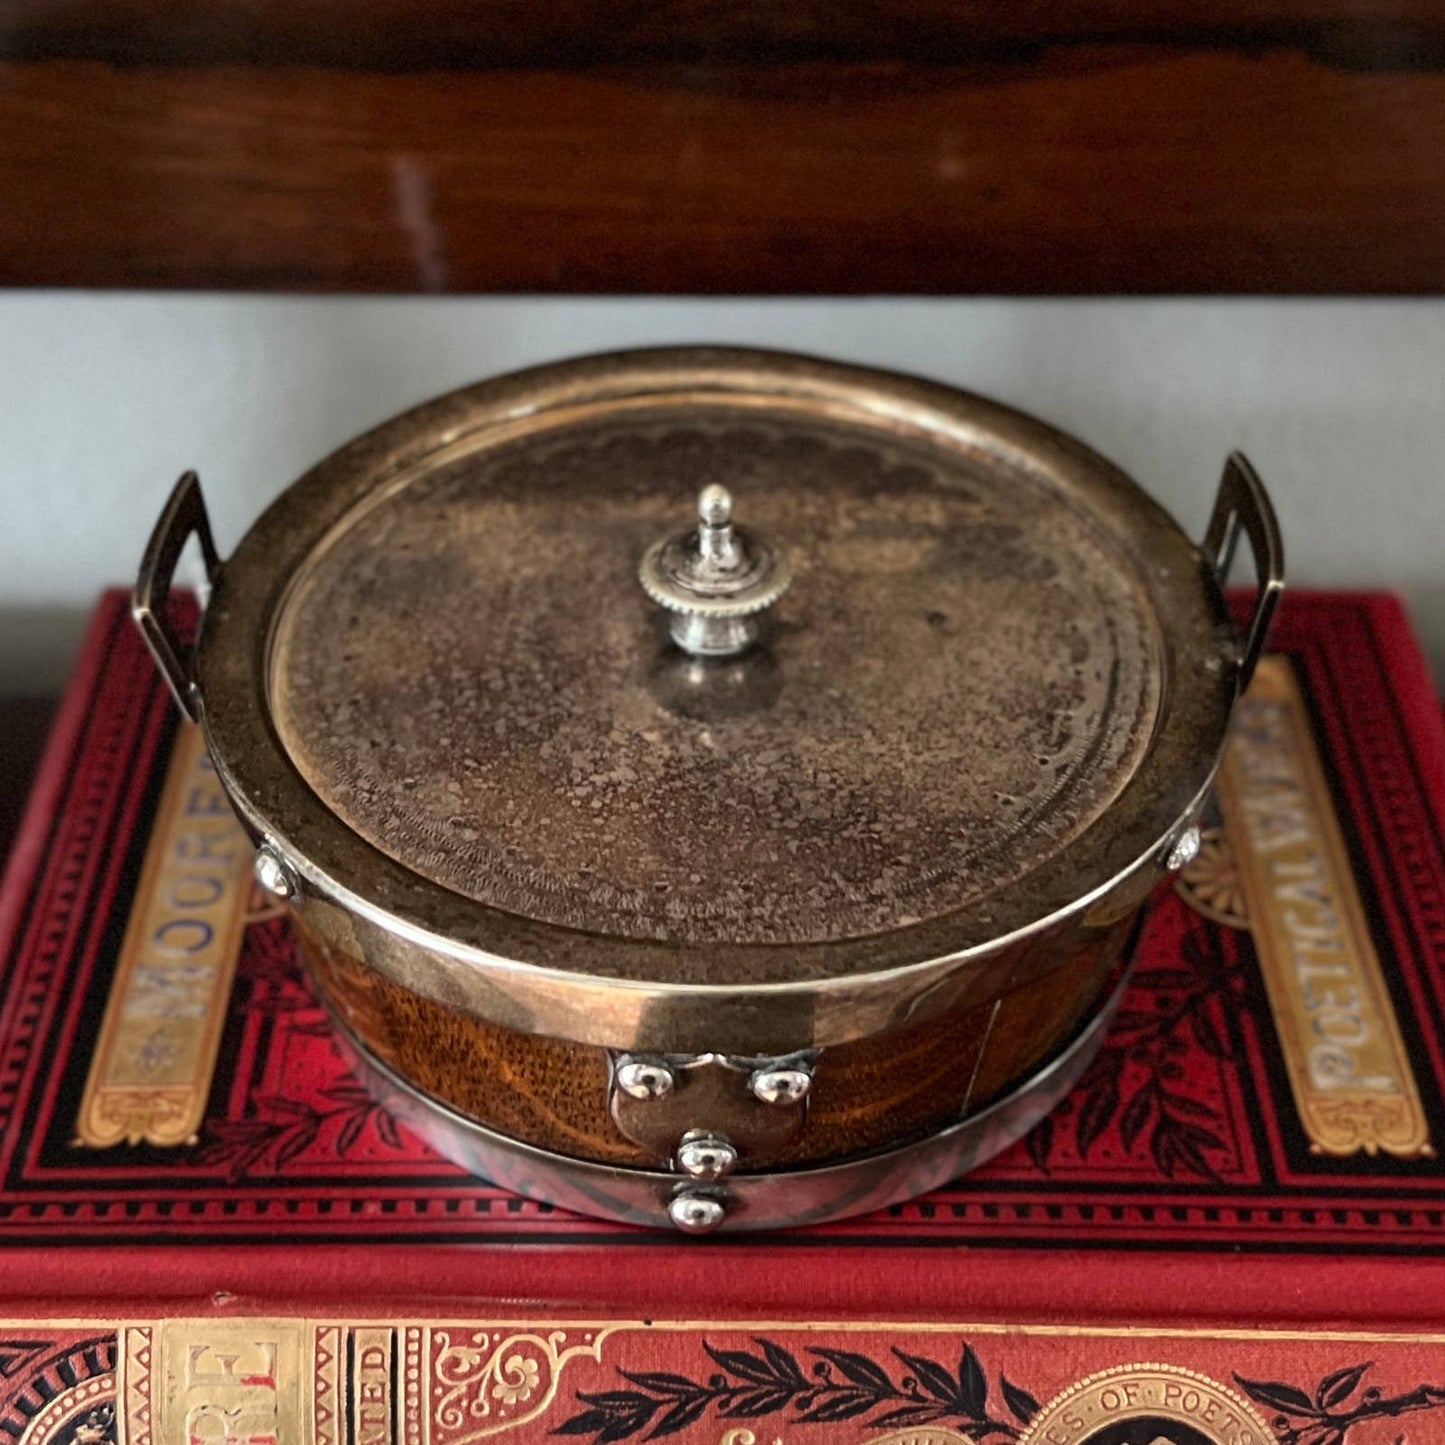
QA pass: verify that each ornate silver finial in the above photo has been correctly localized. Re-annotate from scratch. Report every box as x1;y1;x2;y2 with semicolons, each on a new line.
639;486;791;657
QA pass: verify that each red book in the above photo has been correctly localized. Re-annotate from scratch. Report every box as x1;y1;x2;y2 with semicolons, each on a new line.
1;590;1443;1445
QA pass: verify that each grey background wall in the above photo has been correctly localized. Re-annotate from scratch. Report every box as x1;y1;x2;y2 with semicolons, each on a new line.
1;295;1441;693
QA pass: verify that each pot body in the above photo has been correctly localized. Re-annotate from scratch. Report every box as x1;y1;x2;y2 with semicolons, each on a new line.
296;864;1147;1173
132;347;1282;1232
337;957;1135;1232
218;784;1171;1231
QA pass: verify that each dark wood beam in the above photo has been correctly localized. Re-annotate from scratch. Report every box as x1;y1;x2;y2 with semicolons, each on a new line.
3;5;1444;292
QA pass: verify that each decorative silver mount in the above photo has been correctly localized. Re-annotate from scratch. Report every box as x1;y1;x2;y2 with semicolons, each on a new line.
331;968;1132;1234
676;1130;738;1180
667;1191;727;1234
1164;822;1203;874
639;485;791;658
751;1063;813;1105
613;1056;675;1100
607;1050;818;1231
253;843;299;900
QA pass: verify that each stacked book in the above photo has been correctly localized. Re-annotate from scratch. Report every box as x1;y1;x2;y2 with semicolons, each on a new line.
1;591;1442;1445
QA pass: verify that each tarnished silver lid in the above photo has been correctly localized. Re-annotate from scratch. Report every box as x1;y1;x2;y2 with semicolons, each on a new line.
178;349;1263;999
264;377;1162;952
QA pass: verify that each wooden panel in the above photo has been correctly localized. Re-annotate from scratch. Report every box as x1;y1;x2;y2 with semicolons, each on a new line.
3;4;1445;292
8;2;1445;71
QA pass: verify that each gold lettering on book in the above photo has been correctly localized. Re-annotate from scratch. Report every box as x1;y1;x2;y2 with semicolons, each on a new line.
153;1321;307;1445
352;1329;395;1445
76;723;253;1148
1217;656;1431;1159
1021;1364;1272;1445
861;1431;977;1445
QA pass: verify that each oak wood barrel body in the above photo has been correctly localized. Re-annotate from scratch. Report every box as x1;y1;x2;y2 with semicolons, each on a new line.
296;906;1138;1171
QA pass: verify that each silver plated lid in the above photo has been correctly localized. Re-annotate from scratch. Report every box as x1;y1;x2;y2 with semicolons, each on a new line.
266;390;1164;953
178;349;1258;1013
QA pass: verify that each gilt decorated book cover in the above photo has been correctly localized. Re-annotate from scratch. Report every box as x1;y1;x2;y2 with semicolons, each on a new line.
1;590;1444;1445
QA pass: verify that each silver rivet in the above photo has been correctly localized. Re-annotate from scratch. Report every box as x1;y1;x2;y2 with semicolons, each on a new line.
253;845;297;900
750;1066;812;1106
1166;824;1202;873
668;1192;726;1234
676;1131;738;1180
615;1057;675;1101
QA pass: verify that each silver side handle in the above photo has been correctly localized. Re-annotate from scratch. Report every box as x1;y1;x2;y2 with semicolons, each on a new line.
132;470;220;723
1203;451;1284;694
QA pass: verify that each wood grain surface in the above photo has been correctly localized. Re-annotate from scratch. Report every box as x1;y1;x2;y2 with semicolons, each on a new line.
3;3;1444;291
297;905;1130;1170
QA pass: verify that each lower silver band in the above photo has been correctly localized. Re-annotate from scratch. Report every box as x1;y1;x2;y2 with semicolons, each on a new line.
330;969;1129;1234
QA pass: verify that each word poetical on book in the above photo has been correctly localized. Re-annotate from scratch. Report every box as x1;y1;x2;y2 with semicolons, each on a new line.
1219;656;1430;1159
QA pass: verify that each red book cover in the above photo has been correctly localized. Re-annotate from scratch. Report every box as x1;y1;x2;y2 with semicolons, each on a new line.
1;590;1444;1445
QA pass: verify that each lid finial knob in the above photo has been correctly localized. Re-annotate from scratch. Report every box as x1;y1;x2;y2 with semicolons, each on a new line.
696;484;740;570
639;486;792;658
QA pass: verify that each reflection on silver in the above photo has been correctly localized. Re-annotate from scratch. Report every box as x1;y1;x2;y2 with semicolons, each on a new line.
331;967;1130;1233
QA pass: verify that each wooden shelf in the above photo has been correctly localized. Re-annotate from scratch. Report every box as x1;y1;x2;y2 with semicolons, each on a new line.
2;3;1444;292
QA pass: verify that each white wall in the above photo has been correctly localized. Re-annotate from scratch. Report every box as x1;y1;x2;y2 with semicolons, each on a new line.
1;295;1442;693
